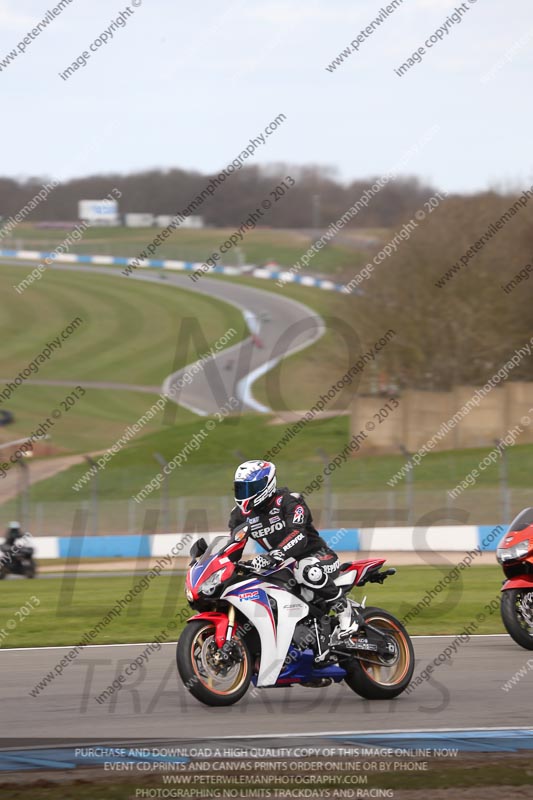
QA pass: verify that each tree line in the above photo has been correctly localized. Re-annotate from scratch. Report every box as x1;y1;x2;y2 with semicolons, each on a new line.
337;189;533;390
0;165;435;229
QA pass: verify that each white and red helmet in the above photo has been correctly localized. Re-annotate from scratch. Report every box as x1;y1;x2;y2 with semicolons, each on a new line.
234;460;276;513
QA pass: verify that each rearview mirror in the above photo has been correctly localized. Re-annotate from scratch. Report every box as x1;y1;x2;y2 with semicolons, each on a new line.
189;537;208;560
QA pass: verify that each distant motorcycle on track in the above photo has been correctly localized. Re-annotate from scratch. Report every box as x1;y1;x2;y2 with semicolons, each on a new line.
497;507;533;649
176;530;414;706
0;543;37;579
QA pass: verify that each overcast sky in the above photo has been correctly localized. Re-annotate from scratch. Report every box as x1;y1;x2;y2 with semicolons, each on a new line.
1;0;531;193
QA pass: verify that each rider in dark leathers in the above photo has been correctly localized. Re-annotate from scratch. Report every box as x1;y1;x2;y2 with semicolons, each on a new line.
229;460;359;643
4;521;23;548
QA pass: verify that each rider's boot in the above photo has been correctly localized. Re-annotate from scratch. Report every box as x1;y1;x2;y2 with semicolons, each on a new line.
329;597;363;647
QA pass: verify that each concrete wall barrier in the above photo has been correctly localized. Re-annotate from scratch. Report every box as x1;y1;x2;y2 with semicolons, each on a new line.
351;382;533;454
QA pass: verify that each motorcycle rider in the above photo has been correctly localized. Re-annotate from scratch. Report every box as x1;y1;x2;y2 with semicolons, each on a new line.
4;521;24;549
229;460;360;646
1;521;25;569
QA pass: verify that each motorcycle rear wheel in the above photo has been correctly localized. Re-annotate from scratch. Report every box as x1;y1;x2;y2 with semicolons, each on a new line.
176;620;252;706
501;589;533;650
343;607;414;699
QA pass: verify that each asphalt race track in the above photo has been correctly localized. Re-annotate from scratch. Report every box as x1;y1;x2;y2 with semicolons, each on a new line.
1;635;531;742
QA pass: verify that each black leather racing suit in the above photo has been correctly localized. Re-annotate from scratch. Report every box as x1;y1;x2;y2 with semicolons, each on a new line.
228;487;343;605
4;528;22;548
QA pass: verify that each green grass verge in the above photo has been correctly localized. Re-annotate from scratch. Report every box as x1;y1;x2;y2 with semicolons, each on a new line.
28;405;533;505
0;385;195;454
0;566;504;649
0;264;245;451
1;264;245;385
7;224;371;276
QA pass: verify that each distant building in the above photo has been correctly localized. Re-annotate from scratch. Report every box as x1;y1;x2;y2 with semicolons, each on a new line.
155;214;204;229
124;213;155;227
78;199;119;226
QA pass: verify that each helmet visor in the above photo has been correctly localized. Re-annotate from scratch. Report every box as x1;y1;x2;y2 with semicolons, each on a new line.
234;476;268;501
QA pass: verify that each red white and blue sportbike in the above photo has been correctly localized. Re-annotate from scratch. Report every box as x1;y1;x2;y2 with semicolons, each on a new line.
177;529;415;706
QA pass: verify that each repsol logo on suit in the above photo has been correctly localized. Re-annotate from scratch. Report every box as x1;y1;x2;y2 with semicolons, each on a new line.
250;521;286;538
284;532;304;550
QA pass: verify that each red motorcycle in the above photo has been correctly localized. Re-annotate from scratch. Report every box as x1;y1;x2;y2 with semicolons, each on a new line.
497;507;533;649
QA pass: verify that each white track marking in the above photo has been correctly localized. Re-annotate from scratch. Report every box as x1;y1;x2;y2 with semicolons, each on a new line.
237;311;325;412
175;724;533;739
237;355;281;412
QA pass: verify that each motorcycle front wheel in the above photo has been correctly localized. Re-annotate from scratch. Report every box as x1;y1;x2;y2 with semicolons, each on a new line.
343;607;415;699
501;589;533;650
176;620;252;706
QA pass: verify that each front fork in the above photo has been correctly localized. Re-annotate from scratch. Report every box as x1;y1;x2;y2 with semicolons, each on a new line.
188;604;236;648
224;605;236;645
212;605;242;668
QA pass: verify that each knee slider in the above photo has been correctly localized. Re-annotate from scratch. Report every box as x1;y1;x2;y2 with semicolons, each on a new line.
302;564;328;588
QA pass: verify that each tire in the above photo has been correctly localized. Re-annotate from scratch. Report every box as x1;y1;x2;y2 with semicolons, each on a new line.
343;606;415;699
25;560;36;579
0;567;7;580
176;620;252;707
501;589;533;650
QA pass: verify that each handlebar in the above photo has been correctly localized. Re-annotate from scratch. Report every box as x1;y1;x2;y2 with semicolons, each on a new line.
237;560;292;574
238;561;258;571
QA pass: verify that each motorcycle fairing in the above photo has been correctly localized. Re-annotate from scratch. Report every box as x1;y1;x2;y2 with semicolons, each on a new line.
502;575;533;591
272;646;347;686
222;578;309;687
186;611;230;648
189;550;236;590
334;558;386;587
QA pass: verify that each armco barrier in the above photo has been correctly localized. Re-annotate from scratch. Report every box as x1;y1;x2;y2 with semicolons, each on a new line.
27;526;505;559
0;248;345;293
